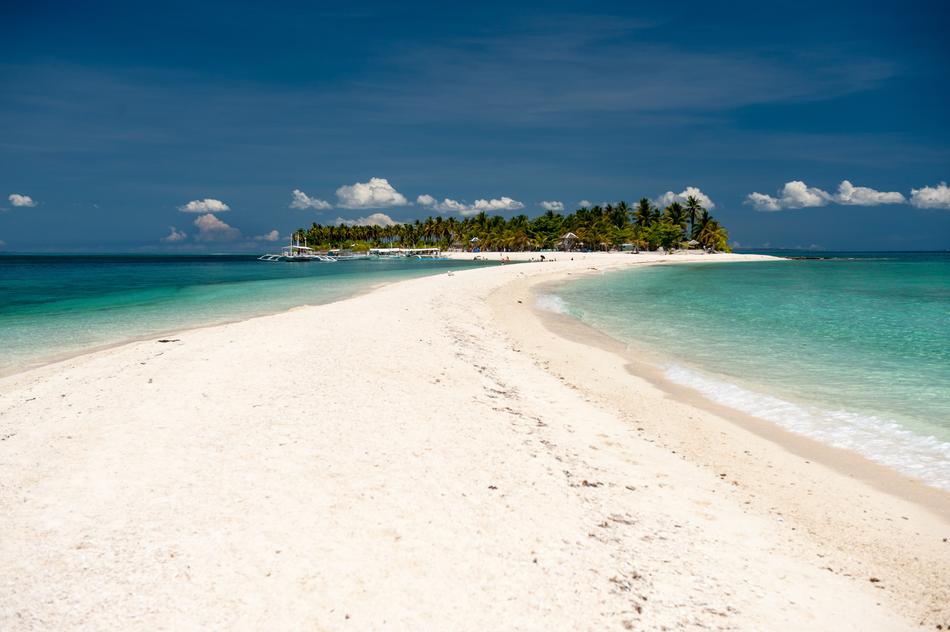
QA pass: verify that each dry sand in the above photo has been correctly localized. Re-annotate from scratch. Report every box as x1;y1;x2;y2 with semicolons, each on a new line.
1;252;947;630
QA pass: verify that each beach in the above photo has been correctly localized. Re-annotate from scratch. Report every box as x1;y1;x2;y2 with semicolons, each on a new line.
1;252;947;630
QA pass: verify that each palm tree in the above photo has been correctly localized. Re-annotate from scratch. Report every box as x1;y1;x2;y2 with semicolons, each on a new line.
664;202;687;244
292;195;732;254
634;198;654;228
684;195;703;238
691;209;707;238
698;219;728;251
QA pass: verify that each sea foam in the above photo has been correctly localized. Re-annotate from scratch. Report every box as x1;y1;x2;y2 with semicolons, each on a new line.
664;363;950;490
535;294;571;314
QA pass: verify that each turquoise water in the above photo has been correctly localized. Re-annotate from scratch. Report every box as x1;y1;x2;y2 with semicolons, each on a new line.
0;254;494;375
544;252;950;489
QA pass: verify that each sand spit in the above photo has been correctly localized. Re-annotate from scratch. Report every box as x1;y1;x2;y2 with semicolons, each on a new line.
1;252;945;630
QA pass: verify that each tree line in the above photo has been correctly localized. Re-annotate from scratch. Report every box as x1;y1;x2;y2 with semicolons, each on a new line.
296;196;730;252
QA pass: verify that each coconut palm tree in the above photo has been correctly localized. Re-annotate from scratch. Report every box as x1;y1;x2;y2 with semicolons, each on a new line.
664;202;687;244
292;195;731;253
684;195;703;238
634;198;654;228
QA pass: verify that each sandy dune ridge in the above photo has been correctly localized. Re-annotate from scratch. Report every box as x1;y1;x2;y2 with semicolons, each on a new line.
1;252;946;630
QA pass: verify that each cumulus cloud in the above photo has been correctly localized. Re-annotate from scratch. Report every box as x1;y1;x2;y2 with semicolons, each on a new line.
289;189;331;210
541;200;564;211
745;192;782;211
474;197;524;212
578;200;592;208
745;181;832;211
835;181;905;205
335;177;408;209
417;194;524;216
418;195;468;213
193;213;241;241
8;193;37;207
179;198;230;213
748;180;912;211
334;212;399;227
160;226;187;243
776;181;832;207
655;186;716;210
910;182;950;209
254;229;280;241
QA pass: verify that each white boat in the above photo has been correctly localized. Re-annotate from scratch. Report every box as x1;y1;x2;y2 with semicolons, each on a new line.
368;247;408;259
367;247;444;259
259;237;337;262
411;248;445;259
328;249;371;261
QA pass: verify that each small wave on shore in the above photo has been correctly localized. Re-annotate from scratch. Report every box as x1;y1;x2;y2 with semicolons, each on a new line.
664;363;950;490
535;293;572;315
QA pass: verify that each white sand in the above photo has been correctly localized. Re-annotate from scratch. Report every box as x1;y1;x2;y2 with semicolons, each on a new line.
1;252;947;630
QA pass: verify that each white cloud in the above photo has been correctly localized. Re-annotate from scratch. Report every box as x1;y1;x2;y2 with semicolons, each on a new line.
472;196;525;213
655;186;716;209
289;189;331;210
835;180;905;205
778;181;832;207
749;179;912;211
578;200;592;208
418;195;468;213
910;182;950;209
417;194;524;216
179;198;230;213
437;198;469;213
8;193;37;207
193;213;241;241
161;226;187;243
745;192;782;211
254;229;280;241
335;212;399;227
745;181;832;211
541;200;564;211
335;177;408;209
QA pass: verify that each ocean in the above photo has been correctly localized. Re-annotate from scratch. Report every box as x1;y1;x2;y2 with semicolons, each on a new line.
541;252;950;490
0;254;493;375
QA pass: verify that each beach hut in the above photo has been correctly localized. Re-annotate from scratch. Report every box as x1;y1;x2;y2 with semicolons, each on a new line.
469;236;481;253
558;232;578;251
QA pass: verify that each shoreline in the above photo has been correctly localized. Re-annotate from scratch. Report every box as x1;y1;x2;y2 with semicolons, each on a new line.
2;252;946;629
486;262;950;623
0;252;707;380
528;275;950;506
0;265;481;379
520;270;950;502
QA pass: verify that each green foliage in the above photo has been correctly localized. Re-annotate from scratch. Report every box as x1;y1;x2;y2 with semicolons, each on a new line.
643;218;685;250
691;209;731;252
295;197;731;252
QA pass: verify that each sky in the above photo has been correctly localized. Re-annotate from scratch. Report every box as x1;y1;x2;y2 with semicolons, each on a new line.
1;0;949;251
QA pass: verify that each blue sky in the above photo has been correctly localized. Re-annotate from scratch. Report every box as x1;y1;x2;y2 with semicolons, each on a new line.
1;0;948;251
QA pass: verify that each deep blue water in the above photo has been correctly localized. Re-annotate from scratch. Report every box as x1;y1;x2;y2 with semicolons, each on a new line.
0;254;493;374
544;252;950;489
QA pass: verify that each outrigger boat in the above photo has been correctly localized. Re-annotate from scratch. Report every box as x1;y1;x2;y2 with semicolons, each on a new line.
367;247;445;259
327;249;371;261
410;248;445;259
258;237;337;262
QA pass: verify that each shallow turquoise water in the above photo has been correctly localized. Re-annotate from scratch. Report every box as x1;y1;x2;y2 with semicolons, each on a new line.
545;252;950;489
0;254;494;374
